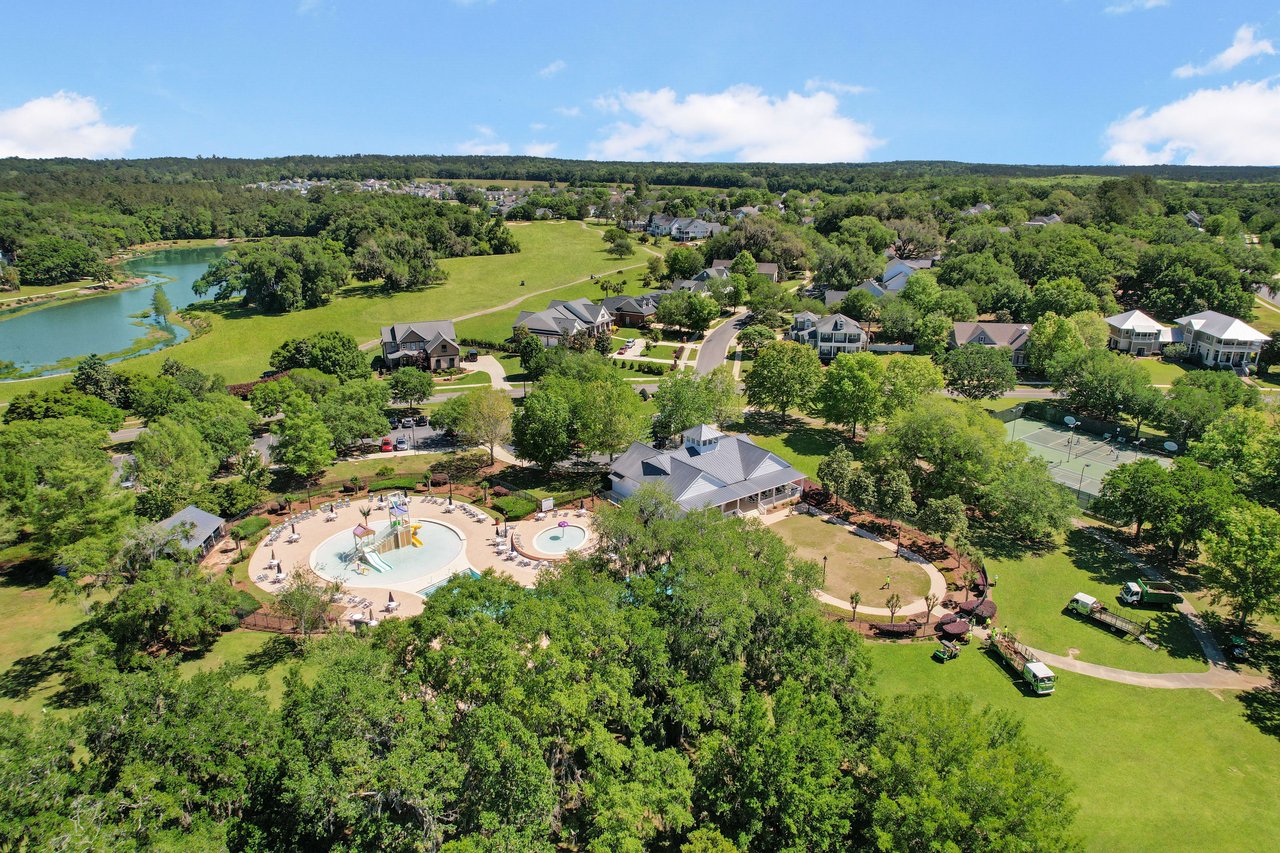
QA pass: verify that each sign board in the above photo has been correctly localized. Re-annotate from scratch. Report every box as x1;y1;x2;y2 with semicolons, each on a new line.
541;497;555;512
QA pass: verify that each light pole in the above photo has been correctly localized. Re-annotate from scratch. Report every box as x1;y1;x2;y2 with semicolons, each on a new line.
1066;422;1080;461
1078;463;1090;492
822;555;828;587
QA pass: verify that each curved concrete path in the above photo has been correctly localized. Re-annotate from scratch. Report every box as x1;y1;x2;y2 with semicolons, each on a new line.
1023;644;1269;690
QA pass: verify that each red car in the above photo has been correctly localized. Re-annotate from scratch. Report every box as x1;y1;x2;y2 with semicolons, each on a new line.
380;437;393;452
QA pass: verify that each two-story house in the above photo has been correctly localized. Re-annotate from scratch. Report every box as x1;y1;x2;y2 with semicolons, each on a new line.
950;321;1031;367
380;320;461;370
514;298;614;346
602;291;667;327
1174;310;1269;369
790;312;867;361
709;259;780;282
1104;309;1171;357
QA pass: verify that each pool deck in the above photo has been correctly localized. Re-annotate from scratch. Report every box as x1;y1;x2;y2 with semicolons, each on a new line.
248;495;578;620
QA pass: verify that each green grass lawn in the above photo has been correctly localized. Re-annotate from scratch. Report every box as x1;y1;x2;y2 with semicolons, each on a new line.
982;528;1206;673
453;265;652;343
433;370;491;389
1250;297;1280;335
866;641;1280;852
0;222;644;405
0;548;101;718
978;397;1025;412
772;514;931;602
177;630;316;707
728;412;845;480
1138;358;1189;385
640;343;682;361
321;452;451;488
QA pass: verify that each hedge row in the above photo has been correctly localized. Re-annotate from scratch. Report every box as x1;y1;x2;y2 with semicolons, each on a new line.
492;496;538;520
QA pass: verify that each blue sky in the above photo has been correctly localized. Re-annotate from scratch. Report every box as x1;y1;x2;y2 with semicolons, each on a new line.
2;0;1279;165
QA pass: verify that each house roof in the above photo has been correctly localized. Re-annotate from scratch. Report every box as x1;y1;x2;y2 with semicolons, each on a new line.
1104;309;1164;334
951;321;1030;350
602;292;666;315
823;289;850;307
611;432;802;512
160;505;225;551
515;298;612;337
381;320;458;349
682;424;724;442
710;259;778;276
1174;311;1268;342
855;280;888;299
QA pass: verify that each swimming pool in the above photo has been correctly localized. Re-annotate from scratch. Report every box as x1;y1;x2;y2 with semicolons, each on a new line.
533;524;587;554
310;519;464;587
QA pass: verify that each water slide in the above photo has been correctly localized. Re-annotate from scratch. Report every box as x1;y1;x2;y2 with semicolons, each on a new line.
410;524;423;547
360;551;396;574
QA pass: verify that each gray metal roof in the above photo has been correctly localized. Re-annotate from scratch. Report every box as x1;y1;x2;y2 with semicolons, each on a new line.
160;505;225;550
611;432;802;511
1174;311;1268;342
381;320;457;348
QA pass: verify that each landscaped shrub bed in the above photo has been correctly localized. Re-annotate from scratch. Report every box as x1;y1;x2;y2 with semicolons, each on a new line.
492;496;537;520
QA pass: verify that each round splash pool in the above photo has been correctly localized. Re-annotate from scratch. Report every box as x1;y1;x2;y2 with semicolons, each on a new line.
310;519;464;587
533;524;587;554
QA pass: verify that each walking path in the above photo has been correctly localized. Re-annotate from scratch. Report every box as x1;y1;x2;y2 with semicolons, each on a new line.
761;507;947;617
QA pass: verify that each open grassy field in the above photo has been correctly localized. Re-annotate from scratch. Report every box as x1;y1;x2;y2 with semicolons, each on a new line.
0;222;648;405
1251;297;1280;335
177;630;316;707
729;412;845;480
453;263;652;342
866;641;1280;852
983;528;1205;673
773;514;932;601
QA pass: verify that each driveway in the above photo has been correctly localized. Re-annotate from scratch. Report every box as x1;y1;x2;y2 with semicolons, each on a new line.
471;354;513;391
695;310;748;375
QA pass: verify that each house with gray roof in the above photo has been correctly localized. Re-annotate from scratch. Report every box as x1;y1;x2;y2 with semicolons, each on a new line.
160;505;226;557
790;312;867;361
950;321;1031;367
710;259;781;281
1104;309;1174;357
380;320;460;370
602;291;667;327
1174;310;1268;369
670;218;723;241
608;426;805;515
514;297;613;346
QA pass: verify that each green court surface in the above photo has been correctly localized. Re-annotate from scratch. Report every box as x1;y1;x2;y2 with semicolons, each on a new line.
1005;418;1172;496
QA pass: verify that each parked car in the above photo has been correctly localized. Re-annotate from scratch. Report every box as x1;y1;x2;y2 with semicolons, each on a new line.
414;415;429;427
394;436;408;451
400;417;414;429
380;437;393;452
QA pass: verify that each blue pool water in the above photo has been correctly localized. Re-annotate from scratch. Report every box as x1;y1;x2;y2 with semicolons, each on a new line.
533;524;587;554
310;519;464;587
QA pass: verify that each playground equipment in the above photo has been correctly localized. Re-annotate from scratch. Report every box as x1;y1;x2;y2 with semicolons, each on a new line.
410;524;423;548
1119;579;1183;608
985;631;1056;695
350;501;421;573
1066;593;1158;649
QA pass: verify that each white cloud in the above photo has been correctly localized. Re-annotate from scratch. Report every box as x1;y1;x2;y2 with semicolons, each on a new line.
0;92;135;158
524;142;558;157
804;77;869;96
457;124;509;155
588;85;883;163
554;105;582;118
1174;25;1275;78
1104;0;1168;14
1103;79;1280;165
296;0;328;14
538;59;566;79
529;122;547;131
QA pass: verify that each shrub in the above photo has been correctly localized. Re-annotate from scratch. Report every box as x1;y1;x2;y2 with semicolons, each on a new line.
492;496;537;520
872;622;920;636
376;464;395;477
231;516;269;541
369;476;421;492
491;486;510;498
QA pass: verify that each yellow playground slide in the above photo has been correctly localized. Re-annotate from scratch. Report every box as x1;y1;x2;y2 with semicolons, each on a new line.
410;524;423;547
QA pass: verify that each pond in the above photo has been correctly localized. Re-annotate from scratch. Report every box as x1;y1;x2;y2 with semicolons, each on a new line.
0;244;227;378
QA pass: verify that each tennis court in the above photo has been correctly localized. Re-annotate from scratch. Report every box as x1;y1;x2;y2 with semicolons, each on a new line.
1004;417;1172;496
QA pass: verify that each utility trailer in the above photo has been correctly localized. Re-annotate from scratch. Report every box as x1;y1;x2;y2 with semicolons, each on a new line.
1066;593;1158;650
1119;579;1183;607
985;631;1056;695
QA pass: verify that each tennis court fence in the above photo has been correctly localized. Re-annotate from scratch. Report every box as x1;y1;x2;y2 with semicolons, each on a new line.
986;401;1183;456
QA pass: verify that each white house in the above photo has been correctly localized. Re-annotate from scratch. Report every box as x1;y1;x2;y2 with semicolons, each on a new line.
1174;310;1269;369
514;298;613;346
790;312;867;361
608;425;805;515
1104;309;1171;357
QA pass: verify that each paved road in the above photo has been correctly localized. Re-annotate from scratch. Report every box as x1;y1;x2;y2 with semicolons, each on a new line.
695;310;748;375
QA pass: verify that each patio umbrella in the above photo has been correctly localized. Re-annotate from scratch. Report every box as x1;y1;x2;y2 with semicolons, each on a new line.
291;522;297;535
387;592;396;605
558;520;568;528
271;549;276;561
973;598;997;621
941;619;971;637
275;564;284;578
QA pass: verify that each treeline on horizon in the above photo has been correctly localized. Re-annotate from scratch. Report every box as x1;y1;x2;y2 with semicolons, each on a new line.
4;153;1280;193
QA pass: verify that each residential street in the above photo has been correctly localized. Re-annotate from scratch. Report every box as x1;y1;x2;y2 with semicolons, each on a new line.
695;310;748;375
